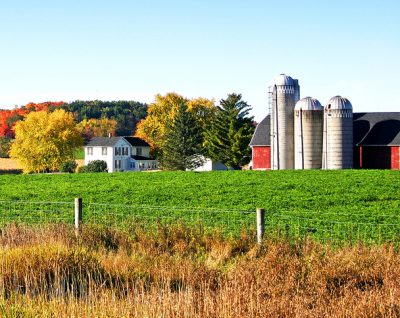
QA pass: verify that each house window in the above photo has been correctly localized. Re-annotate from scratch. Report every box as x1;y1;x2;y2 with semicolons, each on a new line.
122;147;128;156
136;147;142;156
115;147;121;156
130;161;136;169
87;147;93;155
102;147;107;155
115;160;121;170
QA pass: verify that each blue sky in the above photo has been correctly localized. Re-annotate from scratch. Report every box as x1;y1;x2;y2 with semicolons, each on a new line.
0;0;399;121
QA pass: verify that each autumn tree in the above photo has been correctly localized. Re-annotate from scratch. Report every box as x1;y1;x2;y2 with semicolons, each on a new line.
160;103;205;170
135;93;215;152
204;93;255;169
10;110;83;173
77;118;118;141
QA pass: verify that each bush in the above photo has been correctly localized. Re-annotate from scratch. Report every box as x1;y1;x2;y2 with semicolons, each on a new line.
0;137;12;158
60;160;78;173
78;160;108;173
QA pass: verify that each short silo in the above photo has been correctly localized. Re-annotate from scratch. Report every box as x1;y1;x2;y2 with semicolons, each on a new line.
294;97;324;169
322;96;353;169
270;74;300;170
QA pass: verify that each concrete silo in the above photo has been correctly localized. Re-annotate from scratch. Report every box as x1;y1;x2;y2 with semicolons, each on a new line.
294;97;324;169
322;96;353;169
270;74;300;170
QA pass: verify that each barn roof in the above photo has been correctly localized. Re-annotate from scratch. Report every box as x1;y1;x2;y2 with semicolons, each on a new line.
249;115;270;146
354;112;400;146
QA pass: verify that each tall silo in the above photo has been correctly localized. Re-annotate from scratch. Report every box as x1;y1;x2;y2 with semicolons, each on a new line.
322;96;353;169
294;97;324;169
270;74;300;170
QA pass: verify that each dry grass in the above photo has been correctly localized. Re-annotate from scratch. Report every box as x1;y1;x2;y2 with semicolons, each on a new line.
0;158;21;170
0;223;400;317
0;158;84;174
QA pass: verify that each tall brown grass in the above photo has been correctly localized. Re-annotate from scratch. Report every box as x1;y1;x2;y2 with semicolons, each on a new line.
0;223;400;317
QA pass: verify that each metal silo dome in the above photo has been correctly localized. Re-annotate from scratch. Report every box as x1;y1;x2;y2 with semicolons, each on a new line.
327;96;352;110
294;97;324;169
274;74;294;86
295;97;323;111
322;96;353;169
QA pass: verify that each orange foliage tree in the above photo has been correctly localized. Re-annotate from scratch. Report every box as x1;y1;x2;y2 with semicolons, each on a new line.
0;102;65;139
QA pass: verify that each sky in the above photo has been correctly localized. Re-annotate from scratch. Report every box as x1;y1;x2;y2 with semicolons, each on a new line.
0;0;399;121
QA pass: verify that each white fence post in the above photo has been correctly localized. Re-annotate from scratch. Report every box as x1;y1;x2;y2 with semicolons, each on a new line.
75;198;83;235
256;208;265;244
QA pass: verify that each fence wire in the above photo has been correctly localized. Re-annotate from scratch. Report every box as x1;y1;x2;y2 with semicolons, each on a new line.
84;203;254;235
0;201;73;225
0;200;399;244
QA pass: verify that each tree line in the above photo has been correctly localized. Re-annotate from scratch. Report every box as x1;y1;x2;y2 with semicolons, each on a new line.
136;92;255;170
3;93;255;173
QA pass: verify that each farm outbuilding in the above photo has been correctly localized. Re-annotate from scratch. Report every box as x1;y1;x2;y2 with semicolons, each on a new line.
250;112;400;170
249;115;271;170
353;112;400;169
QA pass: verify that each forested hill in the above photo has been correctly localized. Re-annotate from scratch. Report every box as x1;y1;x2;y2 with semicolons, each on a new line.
0;100;148;139
61;100;148;136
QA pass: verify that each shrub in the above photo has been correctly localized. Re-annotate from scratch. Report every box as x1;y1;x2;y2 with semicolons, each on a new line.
78;160;108;173
0;137;12;158
60;160;78;173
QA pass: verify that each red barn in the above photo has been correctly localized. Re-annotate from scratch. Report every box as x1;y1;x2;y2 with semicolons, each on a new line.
353;113;400;169
249;115;271;170
250;112;400;170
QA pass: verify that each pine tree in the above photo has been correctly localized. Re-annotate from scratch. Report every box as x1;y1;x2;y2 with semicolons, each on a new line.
160;103;205;171
204;93;255;169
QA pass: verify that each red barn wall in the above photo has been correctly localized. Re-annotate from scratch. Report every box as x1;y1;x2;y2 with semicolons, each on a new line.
252;146;271;170
392;146;400;169
354;146;400;170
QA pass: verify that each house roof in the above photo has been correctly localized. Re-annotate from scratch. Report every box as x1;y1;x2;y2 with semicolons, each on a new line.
249;115;270;146
354;112;400;146
85;136;150;147
123;137;150;147
131;155;156;161
86;137;122;147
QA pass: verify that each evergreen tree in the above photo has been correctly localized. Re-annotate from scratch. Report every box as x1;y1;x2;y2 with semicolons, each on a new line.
160;103;205;171
204;93;255;169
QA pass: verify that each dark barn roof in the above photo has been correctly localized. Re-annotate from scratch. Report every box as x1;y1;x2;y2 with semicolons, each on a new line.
249;115;270;146
354;112;400;146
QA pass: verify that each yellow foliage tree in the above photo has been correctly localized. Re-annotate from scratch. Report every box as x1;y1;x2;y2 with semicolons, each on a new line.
10;110;83;173
77;118;117;140
135;93;216;150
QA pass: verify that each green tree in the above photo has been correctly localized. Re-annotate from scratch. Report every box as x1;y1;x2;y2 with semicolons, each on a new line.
204;93;255;169
136;93;215;152
160;103;205;171
10;110;83;173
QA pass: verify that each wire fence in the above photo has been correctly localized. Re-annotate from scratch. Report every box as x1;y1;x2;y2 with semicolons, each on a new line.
0;200;400;244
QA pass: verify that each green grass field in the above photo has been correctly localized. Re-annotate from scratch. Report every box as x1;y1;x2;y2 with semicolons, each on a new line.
0;170;399;243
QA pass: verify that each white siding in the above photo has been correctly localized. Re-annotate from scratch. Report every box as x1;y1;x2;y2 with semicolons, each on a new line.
84;146;113;172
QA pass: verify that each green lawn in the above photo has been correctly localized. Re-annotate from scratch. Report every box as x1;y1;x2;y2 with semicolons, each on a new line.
0;170;399;243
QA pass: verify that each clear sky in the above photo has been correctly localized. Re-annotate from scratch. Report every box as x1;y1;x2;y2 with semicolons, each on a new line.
0;0;399;121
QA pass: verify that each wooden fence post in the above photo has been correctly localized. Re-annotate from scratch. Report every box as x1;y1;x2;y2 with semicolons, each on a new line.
256;208;265;244
75;198;83;235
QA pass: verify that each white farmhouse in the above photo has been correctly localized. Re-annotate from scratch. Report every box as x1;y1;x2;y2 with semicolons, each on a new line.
84;136;157;172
